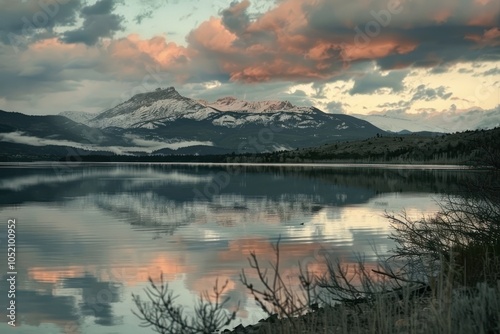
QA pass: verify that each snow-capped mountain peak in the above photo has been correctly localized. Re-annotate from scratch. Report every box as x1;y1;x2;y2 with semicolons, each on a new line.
89;87;217;129
201;97;308;113
83;87;377;135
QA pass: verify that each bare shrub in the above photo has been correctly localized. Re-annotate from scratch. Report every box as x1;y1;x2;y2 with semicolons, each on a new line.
239;237;317;329
132;274;237;334
387;172;500;286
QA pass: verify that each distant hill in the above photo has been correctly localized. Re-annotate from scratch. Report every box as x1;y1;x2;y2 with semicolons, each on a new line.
224;128;500;168
354;109;500;133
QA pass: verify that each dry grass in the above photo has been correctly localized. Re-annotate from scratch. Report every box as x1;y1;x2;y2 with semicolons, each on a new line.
236;279;500;334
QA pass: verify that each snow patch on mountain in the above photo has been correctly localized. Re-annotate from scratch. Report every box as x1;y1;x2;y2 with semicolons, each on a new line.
201;96;314;114
209;111;328;128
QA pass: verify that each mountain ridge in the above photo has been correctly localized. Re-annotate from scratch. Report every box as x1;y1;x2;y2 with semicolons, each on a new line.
87;87;322;129
199;96;309;113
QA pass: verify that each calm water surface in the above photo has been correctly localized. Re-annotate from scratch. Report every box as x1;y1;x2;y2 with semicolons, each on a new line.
0;163;480;333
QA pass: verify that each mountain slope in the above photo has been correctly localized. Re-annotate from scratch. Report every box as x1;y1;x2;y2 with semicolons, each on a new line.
0;110;118;144
59;111;97;125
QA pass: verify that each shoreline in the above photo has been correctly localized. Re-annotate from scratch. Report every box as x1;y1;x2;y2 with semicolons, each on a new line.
0;161;476;170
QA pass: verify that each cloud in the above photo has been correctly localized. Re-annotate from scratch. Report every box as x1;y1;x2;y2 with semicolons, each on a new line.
326;101;345;113
181;80;308;105
178;0;499;83
349;69;407;95
482;67;500;76
0;131;213;154
376;100;410;110
2;0;500;85
61;0;124;45
2;0;500;83
221;0;251;35
0;0;83;48
0;0;499;114
134;10;154;24
411;85;452;102
0;38;105;100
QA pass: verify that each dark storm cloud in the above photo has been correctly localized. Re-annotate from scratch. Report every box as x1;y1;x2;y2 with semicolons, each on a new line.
349;70;407;95
373;26;498;71
411;85;452;102
62;0;124;45
0;0;82;47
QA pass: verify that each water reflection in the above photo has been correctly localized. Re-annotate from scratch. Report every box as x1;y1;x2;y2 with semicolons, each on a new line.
0;271;122;332
0;164;483;333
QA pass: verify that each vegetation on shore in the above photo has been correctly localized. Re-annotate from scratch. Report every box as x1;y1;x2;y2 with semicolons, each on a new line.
224;127;500;166
2;127;499;167
132;162;500;333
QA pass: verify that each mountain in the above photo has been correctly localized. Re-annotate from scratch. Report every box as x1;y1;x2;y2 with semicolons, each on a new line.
83;87;384;152
0;87;386;159
354;108;500;133
0;110;119;145
0;109;133;160
87;87;341;130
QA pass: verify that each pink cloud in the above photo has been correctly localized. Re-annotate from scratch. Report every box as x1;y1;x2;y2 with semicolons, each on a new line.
344;39;418;61
432;9;453;23
465;27;500;46
188;18;238;53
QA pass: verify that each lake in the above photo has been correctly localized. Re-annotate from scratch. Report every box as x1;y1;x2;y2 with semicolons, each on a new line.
0;163;481;333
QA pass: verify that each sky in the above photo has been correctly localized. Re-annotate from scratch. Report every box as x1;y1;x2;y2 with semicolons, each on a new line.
0;0;499;117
